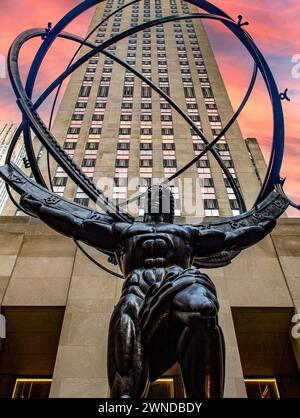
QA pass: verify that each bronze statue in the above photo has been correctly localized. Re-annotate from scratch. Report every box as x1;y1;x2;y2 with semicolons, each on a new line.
0;0;297;399
18;182;278;398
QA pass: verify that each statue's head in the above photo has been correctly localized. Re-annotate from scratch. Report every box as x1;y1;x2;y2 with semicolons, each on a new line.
143;184;175;224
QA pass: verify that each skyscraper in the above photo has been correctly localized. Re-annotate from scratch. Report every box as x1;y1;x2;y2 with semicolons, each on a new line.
0;0;299;399
27;0;263;221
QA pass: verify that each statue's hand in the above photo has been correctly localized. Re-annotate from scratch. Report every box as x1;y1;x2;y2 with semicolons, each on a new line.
21;195;43;215
225;217;276;250
258;217;276;235
21;194;81;238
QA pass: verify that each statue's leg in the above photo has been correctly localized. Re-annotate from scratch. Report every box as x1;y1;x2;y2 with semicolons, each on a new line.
107;293;149;398
172;283;225;398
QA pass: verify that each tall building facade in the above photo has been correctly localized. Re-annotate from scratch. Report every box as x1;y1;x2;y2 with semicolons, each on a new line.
0;0;299;398
0;122;25;214
30;0;262;221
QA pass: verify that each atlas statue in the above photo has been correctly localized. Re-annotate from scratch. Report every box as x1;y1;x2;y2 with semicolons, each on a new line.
18;185;276;398
0;0;298;399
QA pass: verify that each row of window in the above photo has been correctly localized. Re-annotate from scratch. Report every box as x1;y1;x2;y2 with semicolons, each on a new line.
172;19;219;217
175;15;241;216
55;2;124;206
137;0;154;215
155;3;181;216
113;3;141;204
63;0;241;214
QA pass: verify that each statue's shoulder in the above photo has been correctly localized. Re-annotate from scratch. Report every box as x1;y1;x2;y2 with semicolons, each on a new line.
158;223;192;237
113;222;131;232
112;221;145;236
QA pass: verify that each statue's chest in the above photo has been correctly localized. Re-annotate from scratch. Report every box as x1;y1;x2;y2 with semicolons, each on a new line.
142;238;169;258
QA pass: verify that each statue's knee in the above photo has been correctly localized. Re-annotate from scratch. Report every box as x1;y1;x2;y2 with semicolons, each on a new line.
200;299;218;318
199;302;218;328
173;287;218;316
173;310;217;329
172;296;218;329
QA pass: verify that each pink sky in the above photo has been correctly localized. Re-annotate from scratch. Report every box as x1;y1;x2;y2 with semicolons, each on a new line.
0;0;299;216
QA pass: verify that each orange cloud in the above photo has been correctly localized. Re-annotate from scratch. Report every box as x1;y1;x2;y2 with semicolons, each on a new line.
201;0;300;215
0;0;93;122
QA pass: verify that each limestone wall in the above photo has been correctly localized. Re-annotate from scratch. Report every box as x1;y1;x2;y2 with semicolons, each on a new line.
0;216;299;397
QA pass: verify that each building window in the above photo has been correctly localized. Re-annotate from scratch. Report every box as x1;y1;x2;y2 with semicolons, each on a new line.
114;178;128;187
140;143;152;150
67;127;80;135
85;142;99;150
184;87;195;98
140;177;152;187
123;86;134;97
162;143;175;150
82;159;96;167
92;114;104;121
119;128;131;135
244;379;280;398
12;378;52;398
72;114;84;121
142;86;152;98
140;159;153;168
117;142;130;150
122;102;133;109
75;102;87;109
63;142;76;150
204;199;219;210
161;115;172;122
224;178;240;188
212;129;222;136
216;143;229;151
209;115;221;122
116;159;129;168
141;103;152;109
53;177;67;187
98;86;110;97
229;199;239;210
74;198;89;206
200;178;214;187
161;128;174;136
141;128;152;136
202;87;214;98
89;128;102;135
193;143;205;151
95;102;106;109
163;159;177;168
141;115;152;122
79;86;91;97
120;115;132;121
197;159;210;168
206;103;217;109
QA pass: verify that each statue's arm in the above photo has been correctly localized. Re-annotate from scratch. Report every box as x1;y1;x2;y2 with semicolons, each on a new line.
188;218;276;257
21;195;116;253
188;228;228;257
224;218;276;251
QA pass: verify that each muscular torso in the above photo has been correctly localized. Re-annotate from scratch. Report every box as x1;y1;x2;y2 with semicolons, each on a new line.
110;222;220;327
111;223;193;298
113;222;193;278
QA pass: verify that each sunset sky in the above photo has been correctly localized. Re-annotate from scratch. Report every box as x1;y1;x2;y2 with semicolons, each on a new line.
0;0;299;215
